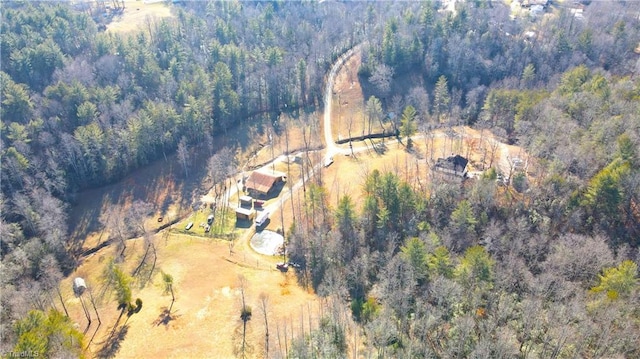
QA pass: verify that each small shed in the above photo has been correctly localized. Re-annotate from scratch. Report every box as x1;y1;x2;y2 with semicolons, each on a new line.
73;277;87;296
235;207;256;221
239;195;253;207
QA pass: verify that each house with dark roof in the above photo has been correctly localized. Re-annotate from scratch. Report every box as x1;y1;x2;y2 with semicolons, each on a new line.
245;170;286;197
433;154;469;180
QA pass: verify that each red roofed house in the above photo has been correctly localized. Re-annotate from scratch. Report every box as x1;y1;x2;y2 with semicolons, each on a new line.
245;170;286;197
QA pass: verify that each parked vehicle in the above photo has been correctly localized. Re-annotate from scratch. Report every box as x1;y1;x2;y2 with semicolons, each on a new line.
255;211;270;227
185;222;194;230
207;214;215;224
276;263;289;271
254;199;265;208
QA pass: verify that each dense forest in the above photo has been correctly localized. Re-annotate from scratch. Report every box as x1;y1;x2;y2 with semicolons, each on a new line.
1;0;639;357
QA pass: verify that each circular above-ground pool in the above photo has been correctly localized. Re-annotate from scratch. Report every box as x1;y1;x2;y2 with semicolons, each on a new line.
250;230;284;256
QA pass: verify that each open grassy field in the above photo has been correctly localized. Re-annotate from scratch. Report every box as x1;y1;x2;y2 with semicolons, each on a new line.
64;233;319;358
105;0;174;34
63;127;532;357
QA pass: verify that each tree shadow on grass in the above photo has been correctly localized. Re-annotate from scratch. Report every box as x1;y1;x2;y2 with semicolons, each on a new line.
153;308;181;328
232;320;254;359
95;324;129;359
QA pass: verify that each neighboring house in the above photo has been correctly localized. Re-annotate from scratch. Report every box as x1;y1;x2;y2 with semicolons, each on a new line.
245;170;286;197
433;154;469;180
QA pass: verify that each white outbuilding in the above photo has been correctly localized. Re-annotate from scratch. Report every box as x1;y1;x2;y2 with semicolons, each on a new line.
73;277;87;296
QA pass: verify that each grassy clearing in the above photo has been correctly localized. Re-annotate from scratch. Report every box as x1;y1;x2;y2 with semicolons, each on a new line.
331;51;392;140
106;0;174;34
64;232;319;358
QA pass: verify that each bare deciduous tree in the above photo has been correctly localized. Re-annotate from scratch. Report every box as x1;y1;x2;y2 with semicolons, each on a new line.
236;275;252;359
207;146;235;222
259;293;270;358
369;63;394;97
99;205;128;258
177;136;189;178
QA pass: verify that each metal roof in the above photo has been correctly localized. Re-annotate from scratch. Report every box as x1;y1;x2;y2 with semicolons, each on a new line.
245;171;285;194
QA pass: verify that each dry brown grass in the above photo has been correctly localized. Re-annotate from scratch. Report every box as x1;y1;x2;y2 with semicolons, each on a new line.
64;233;319;358
106;0;174;34
330;50;390;140
322;142;431;209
